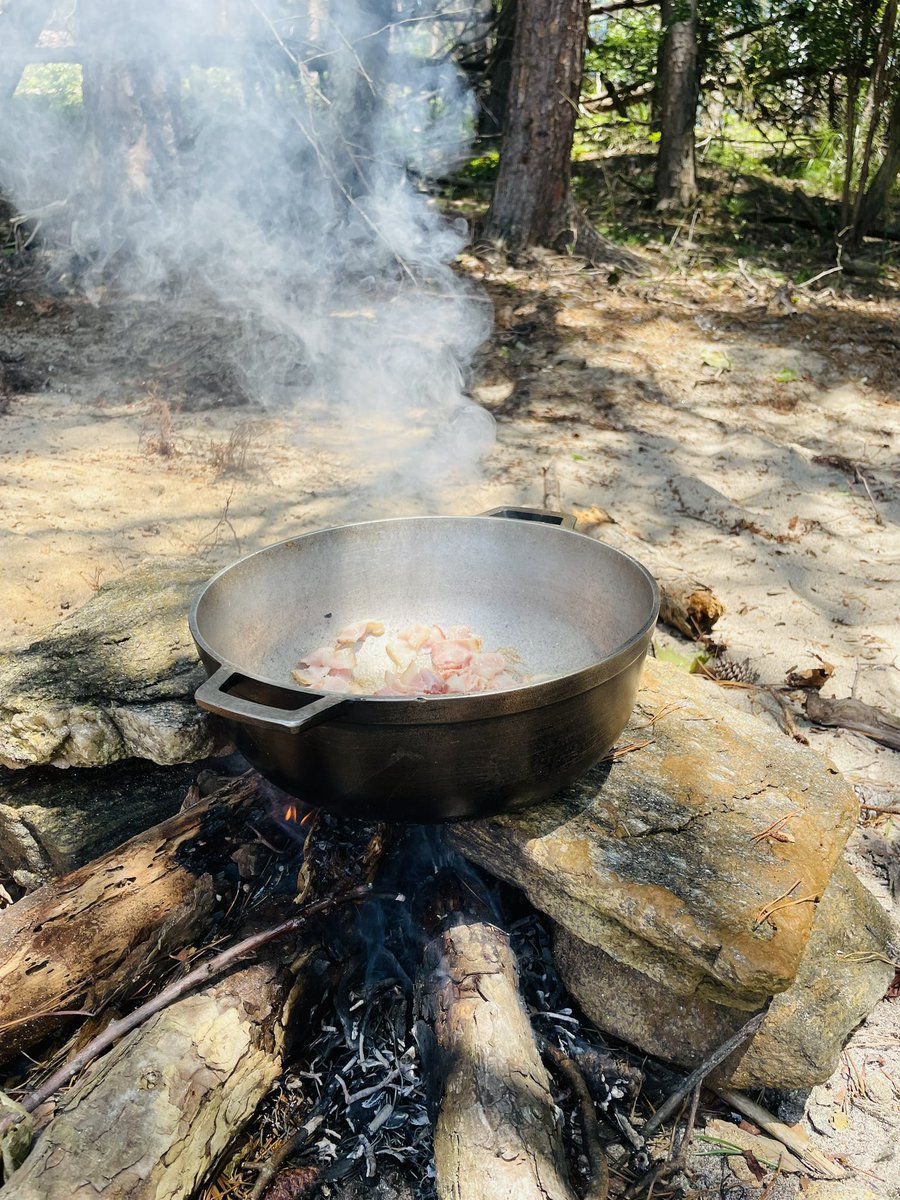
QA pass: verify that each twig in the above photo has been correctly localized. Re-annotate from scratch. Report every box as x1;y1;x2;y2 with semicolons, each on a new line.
541;1038;610;1200
642;1010;766;1138
750;811;799;843
795;265;843;291
0;886;400;1138
713;1087;845;1179
854;466;884;526
752;880;801;927
623;1084;701;1200
602;739;653;761
859;802;900;816
248;1113;325;1200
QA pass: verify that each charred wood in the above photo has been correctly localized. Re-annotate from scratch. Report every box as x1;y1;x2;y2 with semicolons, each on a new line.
0;772;268;1064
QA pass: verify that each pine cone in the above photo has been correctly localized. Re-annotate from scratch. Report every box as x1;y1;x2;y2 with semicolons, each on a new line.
708;656;759;684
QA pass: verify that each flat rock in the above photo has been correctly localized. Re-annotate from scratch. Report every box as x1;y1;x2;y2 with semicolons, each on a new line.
0;563;226;769
554;862;897;1088
0;758;230;890
448;658;858;1006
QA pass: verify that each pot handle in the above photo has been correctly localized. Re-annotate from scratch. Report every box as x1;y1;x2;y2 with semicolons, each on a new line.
195;666;348;733
480;505;577;531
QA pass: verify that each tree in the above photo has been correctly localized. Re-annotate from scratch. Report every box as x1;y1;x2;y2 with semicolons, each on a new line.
483;0;643;267
655;0;700;208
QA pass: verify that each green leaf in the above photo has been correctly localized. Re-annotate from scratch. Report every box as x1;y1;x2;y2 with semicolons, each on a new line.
571;453;585;461
648;130;661;143
701;348;732;371
774;368;800;383
655;646;709;673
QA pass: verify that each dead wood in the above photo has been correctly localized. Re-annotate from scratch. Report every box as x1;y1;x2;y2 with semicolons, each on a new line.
418;872;577;1200
713;1088;845;1180
541;1038;609;1200
641;1009;766;1138
805;692;900;751
1;962;290;1200
2;816;392;1199
0;771;269;1064
574;511;725;638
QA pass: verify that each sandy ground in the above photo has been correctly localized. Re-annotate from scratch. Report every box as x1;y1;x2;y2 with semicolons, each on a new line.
1;249;898;1195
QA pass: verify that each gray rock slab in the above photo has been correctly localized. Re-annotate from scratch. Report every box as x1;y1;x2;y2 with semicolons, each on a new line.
0;563;227;769
0;757;237;891
553;862;898;1088
448;658;858;1006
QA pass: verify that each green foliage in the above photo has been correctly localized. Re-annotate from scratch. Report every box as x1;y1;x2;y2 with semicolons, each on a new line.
13;63;83;110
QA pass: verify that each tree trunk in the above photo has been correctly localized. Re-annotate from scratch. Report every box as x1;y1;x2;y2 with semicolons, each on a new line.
418;874;576;1200
482;0;590;249
850;89;900;243
477;0;518;144
655;0;699;210
0;773;267;1064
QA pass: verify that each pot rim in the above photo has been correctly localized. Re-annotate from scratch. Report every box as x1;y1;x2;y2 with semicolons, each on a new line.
188;514;660;721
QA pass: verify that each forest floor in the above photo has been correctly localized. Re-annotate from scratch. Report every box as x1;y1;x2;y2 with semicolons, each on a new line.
1;173;899;1197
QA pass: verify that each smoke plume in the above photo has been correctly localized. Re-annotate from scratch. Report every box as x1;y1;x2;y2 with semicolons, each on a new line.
0;0;495;495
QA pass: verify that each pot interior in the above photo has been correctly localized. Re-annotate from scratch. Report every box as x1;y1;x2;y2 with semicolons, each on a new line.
192;517;658;691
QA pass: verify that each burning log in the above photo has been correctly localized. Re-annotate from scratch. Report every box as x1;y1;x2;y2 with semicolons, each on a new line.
0;771;268;1063
418;872;577;1200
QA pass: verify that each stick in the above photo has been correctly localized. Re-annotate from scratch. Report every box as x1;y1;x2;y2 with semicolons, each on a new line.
642;1010;766;1138
248;1113;325;1200
0;885;395;1138
541;1039;610;1200
806;692;900;751
713;1088;845;1180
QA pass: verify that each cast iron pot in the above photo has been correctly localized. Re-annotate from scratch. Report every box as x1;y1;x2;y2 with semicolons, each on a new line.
189;508;659;822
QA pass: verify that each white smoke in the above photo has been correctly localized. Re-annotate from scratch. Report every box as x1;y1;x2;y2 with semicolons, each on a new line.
0;0;495;493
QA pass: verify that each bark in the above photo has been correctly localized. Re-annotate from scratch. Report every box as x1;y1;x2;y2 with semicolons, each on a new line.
0;0;54;101
477;0;517;143
2;814;389;1199
0;773;266;1064
805;692;900;751
655;0;699;210
482;0;589;250
574;512;725;637
418;877;576;1200
0;962;290;1200
850;90;900;244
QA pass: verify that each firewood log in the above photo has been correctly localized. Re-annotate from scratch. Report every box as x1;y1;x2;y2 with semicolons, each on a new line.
0;772;267;1063
418;873;577;1200
2;816;390;1200
0;962;289;1200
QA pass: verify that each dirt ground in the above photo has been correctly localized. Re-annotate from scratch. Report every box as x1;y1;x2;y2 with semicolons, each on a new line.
1;244;898;1196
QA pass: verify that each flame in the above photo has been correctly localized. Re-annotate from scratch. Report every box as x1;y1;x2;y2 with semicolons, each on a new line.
283;803;298;823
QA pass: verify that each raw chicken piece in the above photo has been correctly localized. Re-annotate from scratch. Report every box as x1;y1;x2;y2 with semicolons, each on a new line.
422;625;448;648
336;620;385;645
468;652;507;681
317;673;356;694
291;665;331;687
445;670;489;694
398;623;432;651
431;640;474;673
406;668;448;695
376;667;447;696
299;646;357;671
386;639;416;668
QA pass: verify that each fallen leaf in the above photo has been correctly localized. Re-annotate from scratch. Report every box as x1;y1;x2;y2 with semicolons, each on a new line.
830;1110;849;1132
775;368;801;383
787;663;834;690
702;348;733;371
